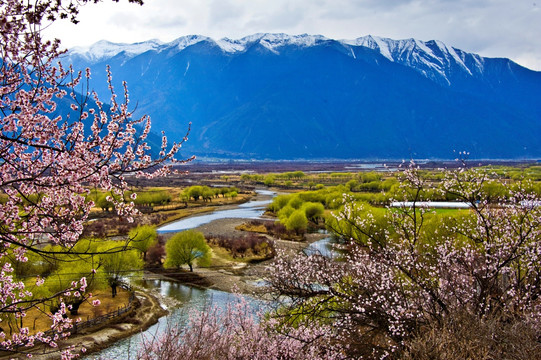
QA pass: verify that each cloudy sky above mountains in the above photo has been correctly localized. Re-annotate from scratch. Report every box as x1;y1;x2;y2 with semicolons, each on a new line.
46;0;541;71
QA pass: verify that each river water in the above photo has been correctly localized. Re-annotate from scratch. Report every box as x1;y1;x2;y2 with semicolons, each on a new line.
89;280;267;359
303;236;338;258
157;189;275;233
85;189;275;359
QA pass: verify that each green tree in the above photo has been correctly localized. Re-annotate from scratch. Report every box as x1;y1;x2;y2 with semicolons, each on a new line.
179;191;190;206
286;210;308;235
164;230;211;272
346;179;358;191
264;175;276;186
277;205;295;223
96;193;114;212
303;202;325;222
129;225;158;260
292;171;306;179
45;252;104;315
187;186;203;201
288;195;304;209
202;186;214;202
99;241;143;297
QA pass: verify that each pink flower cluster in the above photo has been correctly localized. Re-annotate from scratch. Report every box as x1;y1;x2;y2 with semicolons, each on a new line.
267;164;541;357
0;0;191;356
138;295;345;360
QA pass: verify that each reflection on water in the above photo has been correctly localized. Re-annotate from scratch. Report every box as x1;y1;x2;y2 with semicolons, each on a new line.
87;280;266;360
87;189;275;359
304;237;339;258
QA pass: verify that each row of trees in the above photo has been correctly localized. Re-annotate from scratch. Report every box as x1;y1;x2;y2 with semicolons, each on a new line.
93;189;172;212
181;186;239;203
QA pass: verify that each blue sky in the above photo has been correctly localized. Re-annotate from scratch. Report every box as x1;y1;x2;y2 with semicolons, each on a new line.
45;0;541;70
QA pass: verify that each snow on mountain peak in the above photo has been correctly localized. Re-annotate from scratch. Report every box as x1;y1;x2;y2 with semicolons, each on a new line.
67;33;486;85
342;35;394;60
342;35;486;84
214;33;328;53
69;39;164;62
169;35;212;51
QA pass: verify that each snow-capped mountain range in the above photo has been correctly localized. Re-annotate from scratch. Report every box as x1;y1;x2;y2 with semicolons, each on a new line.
64;33;541;160
69;33;485;86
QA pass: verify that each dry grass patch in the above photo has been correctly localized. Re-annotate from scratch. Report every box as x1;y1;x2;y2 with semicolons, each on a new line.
235;222;268;234
15;288;131;337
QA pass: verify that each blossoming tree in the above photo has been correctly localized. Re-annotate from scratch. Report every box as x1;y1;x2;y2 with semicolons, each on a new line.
267;164;541;358
0;0;190;357
138;164;540;359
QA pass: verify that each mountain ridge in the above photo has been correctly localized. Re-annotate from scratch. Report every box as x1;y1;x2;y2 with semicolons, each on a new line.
67;33;534;84
63;33;541;160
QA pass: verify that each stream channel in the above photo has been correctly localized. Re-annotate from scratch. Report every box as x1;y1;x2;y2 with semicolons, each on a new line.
86;189;276;359
87;189;335;359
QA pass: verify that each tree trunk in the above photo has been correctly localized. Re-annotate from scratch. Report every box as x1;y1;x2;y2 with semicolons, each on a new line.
188;263;193;272
111;283;117;298
70;301;82;315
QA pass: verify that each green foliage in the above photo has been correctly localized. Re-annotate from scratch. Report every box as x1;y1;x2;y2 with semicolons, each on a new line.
98;241;143;297
346;179;358;191
328;202;388;245
96;193;114;211
183;185;239;202
164;230;211;271
268;194;293;212
43;242;106;314
264;175;276;186
357;181;381;192
129;190;172;207
285;210;308;234
91;188;173;211
128;225;158;259
6;249;57;280
187;185;204;201
302;202;325;222
277;205;296;222
288;195;304;209
359;171;382;183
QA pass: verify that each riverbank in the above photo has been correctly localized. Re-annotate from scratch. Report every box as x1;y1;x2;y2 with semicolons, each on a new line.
33;226;286;360
154;215;327;296
20;189;322;358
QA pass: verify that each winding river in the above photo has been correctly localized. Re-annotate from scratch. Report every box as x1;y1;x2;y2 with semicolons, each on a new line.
157;189;275;233
85;189;275;359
